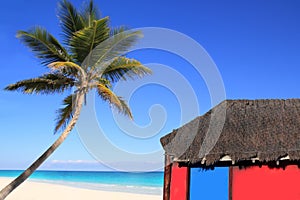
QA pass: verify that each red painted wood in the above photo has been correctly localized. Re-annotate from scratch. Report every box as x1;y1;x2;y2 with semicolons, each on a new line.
170;163;189;200
231;165;300;200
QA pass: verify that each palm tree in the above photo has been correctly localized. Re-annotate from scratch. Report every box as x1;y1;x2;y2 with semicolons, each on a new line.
0;0;151;199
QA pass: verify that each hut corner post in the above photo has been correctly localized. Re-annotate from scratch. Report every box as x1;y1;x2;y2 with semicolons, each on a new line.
228;166;233;200
163;155;172;200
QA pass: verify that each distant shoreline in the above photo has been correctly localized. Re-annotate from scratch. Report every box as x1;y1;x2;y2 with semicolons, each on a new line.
0;170;163;195
0;178;162;200
29;179;162;195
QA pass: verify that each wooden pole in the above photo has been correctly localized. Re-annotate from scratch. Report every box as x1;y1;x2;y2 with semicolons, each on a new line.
228;166;233;200
163;155;172;200
186;167;191;200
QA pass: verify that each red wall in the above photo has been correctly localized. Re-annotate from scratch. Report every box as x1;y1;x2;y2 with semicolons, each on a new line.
232;165;300;200
170;163;189;200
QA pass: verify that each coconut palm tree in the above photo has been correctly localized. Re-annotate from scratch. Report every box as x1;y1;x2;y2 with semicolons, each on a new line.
0;0;151;199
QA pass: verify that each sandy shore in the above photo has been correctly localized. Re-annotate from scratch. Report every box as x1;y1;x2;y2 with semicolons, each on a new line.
0;178;162;200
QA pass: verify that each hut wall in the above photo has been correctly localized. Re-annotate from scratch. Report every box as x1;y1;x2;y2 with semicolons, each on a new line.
231;165;300;200
170;162;189;200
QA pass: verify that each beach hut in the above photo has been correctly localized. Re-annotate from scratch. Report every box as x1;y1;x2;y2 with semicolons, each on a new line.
160;99;300;200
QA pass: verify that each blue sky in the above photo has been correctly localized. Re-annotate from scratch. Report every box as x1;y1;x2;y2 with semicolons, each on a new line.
0;0;299;171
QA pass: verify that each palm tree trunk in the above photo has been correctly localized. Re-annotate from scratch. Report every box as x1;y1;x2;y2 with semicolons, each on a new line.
0;91;85;200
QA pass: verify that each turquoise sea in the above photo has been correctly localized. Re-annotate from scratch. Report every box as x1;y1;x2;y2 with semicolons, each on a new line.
0;170;163;195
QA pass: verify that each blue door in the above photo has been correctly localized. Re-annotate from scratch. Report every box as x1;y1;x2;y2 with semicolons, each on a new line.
190;167;229;200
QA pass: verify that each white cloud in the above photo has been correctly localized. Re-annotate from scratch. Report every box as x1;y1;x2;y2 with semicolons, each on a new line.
40;159;111;171
50;160;99;164
41;160;164;171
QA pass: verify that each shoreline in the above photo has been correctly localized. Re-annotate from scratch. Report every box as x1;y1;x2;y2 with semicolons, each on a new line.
0;178;162;200
29;178;162;195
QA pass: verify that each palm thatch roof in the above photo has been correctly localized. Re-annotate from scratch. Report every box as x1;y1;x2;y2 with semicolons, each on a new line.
160;99;300;168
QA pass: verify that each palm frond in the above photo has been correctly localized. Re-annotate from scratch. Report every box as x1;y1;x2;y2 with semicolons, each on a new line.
57;0;84;44
97;83;133;119
117;97;133;119
101;57;152;82
4;73;75;94
110;26;128;36
84;30;143;72
96;77;111;88
54;94;75;133
80;0;101;27
70;17;110;64
17;27;70;66
48;61;83;77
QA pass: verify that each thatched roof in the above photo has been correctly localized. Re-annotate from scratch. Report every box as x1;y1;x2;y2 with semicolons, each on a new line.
160;99;300;168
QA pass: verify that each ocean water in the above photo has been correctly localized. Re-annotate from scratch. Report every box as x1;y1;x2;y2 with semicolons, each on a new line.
0;170;163;195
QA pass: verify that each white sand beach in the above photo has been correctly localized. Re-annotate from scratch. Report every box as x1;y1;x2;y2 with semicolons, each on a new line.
0;178;162;200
